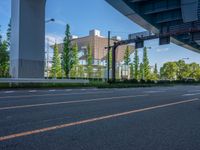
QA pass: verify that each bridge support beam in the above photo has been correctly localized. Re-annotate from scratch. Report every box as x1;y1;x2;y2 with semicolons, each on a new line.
10;0;45;78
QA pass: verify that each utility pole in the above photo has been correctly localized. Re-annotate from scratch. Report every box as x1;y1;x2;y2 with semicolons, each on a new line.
112;43;117;83
107;31;111;82
46;38;50;78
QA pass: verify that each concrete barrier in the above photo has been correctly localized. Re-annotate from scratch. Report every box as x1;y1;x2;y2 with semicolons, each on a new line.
0;78;89;84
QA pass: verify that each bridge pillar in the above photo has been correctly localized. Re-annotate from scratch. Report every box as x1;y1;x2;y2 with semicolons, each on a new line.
10;0;45;78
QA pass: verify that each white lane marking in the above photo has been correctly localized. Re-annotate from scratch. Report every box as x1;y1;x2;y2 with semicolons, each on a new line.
29;90;37;93
65;89;72;92
188;90;200;93
0;91;112;100
0;98;198;142
4;91;15;94
183;93;200;96
0;95;147;111
144;91;166;94
49;90;56;92
81;89;86;91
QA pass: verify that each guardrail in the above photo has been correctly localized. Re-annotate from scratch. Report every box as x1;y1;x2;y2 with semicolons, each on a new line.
0;78;89;84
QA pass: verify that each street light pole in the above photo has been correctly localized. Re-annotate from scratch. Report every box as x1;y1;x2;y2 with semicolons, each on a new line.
45;18;55;78
107;31;111;82
45;18;55;23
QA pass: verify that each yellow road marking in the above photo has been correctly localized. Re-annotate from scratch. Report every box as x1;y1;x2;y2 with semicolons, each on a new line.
0;98;198;142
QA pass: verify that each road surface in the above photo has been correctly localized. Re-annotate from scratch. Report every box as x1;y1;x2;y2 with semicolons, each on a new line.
0;86;200;150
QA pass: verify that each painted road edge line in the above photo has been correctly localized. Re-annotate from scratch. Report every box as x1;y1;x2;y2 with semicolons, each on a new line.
0;95;147;111
0;91;113;100
182;93;200;96
0;98;199;142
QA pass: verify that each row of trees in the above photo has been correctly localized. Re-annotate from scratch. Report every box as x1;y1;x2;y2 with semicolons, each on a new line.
50;24;96;79
160;60;200;80
123;47;159;81
124;46;200;81
0;21;11;78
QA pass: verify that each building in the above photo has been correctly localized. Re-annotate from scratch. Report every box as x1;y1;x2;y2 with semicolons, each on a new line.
106;0;200;53
58;29;134;66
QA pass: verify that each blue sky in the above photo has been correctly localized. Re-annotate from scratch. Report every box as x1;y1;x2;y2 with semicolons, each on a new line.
0;0;200;69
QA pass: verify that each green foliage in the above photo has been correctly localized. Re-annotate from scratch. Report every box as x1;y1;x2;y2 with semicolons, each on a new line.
70;43;79;77
176;60;190;80
139;63;144;80
124;46;131;65
108;49;112;69
51;43;62;78
160;60;200;80
87;44;93;78
96;65;104;79
188;63;200;80
130;63;134;79
143;47;150;80
0;41;9;77
62;24;72;78
152;63;159;80
0;26;9;78
78;65;85;78
7;19;11;47
133;49;139;80
0;27;1;42
154;63;158;75
160;62;178;80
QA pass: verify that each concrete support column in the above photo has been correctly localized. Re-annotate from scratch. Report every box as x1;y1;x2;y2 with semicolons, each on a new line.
10;0;45;78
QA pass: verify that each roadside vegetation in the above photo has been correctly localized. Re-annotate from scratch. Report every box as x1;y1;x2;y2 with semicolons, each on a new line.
1;22;200;89
0;21;10;78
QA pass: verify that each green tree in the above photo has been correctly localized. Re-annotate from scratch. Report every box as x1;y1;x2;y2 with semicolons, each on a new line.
0;41;9;77
0;26;2;45
87;44;93;78
78;65;85;78
143;47;150;80
133;49;139;80
188;63;200;80
51;43;62;78
124;46;131;65
154;64;158;75
153;63;159;79
176;60;190;80
0;27;9;77
160;62;178;80
130;63;134;79
139;63;144;80
62;24;72;78
7;19;11;47
70;43;79;77
149;63;159;81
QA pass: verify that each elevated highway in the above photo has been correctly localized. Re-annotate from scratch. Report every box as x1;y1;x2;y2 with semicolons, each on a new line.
106;0;200;52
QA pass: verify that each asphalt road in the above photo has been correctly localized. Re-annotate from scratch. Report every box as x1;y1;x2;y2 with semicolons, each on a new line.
0;86;200;150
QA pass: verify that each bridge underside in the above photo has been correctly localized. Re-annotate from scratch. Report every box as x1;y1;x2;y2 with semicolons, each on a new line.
106;0;200;52
10;0;45;78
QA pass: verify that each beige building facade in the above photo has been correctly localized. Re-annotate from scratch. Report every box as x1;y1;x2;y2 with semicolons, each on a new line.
58;29;134;65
